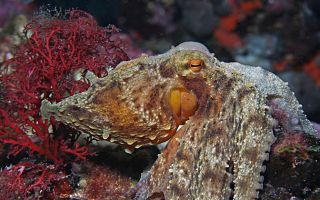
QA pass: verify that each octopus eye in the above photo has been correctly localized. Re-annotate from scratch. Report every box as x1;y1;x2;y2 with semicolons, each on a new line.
188;59;204;72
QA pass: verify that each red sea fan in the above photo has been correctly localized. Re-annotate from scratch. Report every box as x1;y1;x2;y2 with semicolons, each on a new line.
1;10;128;117
0;10;129;164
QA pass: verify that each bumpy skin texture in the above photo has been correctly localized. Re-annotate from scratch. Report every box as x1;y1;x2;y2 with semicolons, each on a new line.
41;42;316;199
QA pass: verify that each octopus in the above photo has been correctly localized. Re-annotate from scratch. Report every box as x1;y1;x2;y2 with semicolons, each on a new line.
41;42;316;200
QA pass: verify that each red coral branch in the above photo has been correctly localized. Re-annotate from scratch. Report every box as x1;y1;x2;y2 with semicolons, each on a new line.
1;10;128;118
0;10;128;164
0;109;91;163
0;9;129;199
61;143;92;161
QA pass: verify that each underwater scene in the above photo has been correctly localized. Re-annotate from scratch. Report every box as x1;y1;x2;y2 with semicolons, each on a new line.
0;0;319;199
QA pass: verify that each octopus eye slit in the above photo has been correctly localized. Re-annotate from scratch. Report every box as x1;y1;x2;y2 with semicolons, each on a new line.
187;59;204;72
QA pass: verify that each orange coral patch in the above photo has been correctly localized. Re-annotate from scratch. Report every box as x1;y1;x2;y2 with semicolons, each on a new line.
219;15;239;32
273;59;289;72
303;52;320;86
240;0;262;12
214;29;243;49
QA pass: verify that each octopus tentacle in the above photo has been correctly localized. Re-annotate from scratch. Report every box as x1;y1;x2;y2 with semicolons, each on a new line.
141;120;234;200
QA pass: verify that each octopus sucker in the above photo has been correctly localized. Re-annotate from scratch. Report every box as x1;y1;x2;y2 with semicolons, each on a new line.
40;42;316;200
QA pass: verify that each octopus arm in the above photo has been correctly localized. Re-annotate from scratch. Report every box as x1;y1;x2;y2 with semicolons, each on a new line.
141;120;235;200
231;91;275;200
224;62;316;136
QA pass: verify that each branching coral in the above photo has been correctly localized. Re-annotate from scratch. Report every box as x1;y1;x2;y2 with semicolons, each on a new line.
0;9;127;164
0;109;91;164
0;9;129;198
1;10;128;117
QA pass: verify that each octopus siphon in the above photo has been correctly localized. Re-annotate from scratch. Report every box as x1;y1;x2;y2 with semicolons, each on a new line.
41;42;316;200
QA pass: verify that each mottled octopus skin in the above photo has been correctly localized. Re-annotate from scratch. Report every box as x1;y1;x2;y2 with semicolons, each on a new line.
41;42;316;200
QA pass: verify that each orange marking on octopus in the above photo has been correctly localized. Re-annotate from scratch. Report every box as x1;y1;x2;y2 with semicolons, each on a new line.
168;88;198;125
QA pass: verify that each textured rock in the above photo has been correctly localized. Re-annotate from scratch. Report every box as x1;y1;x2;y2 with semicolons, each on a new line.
72;162;133;200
